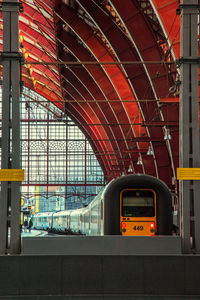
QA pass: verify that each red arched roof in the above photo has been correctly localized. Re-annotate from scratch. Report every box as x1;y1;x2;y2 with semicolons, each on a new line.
0;0;185;191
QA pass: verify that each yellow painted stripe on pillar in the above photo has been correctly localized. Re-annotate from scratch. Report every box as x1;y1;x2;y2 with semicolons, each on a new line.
177;168;200;180
0;169;24;181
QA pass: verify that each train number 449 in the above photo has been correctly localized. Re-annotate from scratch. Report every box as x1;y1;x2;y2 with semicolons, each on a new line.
133;226;143;231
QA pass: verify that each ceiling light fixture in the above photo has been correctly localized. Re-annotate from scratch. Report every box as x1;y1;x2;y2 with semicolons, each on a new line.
128;165;133;172
164;128;172;140
147;145;154;155
137;157;143;165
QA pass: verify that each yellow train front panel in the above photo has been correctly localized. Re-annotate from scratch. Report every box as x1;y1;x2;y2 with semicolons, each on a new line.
121;220;156;236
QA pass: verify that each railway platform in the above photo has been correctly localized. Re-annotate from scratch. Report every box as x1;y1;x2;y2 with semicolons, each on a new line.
0;253;200;299
21;235;181;255
21;229;48;238
1;236;200;299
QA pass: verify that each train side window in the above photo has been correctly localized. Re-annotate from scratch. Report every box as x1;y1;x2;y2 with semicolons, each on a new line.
121;190;155;217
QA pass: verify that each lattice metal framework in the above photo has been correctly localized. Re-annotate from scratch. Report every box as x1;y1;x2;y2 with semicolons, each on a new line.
20;87;105;211
0;86;104;213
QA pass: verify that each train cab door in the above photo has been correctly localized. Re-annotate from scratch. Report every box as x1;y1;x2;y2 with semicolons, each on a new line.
49;214;51;229
89;209;91;235
99;200;104;235
97;201;101;235
50;213;54;230
79;213;83;233
77;214;80;231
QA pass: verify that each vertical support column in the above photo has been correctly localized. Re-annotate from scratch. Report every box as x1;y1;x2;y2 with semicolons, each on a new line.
65;109;69;209
84;138;87;204
179;0;200;253
10;0;21;254
0;0;21;254
47;111;49;192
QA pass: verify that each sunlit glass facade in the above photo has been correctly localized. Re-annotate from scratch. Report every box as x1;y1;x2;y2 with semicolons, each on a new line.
1;87;105;212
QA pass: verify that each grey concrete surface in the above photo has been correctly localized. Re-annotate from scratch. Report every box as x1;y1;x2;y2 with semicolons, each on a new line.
0;296;200;300
21;235;182;255
0;255;200;298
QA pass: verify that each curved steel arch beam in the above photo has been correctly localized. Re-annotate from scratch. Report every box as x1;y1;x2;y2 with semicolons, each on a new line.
76;0;177;186
151;0;180;59
62;76;122;169
58;50;119;167
57;29;130;140
54;5;141;176
150;0;181;186
6;0;180;186
22;4;54;32
58;38;130;173
30;0;53;15
74;0;161;178
20;22;56;54
54;4;135;142
109;0;176;97
60;54;121;156
108;0;178;186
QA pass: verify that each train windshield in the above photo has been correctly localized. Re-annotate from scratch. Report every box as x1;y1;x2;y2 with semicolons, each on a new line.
121;190;155;217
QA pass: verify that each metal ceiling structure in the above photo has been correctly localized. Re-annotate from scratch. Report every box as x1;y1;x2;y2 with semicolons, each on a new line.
0;0;187;192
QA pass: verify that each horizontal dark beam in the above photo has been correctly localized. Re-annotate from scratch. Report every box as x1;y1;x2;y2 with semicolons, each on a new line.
25;60;175;66
131;137;162;142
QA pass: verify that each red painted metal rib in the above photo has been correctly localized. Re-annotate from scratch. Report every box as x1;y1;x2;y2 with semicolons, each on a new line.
73;0;176;183
54;3;143;176
0;0;183;187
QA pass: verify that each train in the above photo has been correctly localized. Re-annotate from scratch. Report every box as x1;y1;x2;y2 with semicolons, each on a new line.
32;174;173;236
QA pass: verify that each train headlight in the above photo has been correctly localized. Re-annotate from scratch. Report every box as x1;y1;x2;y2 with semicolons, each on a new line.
149;222;155;229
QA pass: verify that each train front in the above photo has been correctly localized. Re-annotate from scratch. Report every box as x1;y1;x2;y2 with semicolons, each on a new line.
103;174;173;236
120;189;156;236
